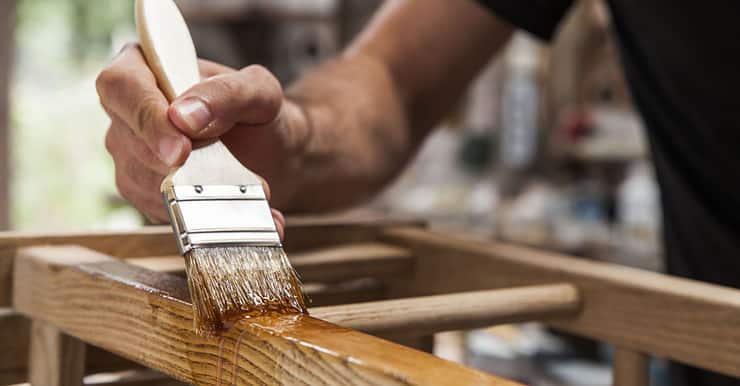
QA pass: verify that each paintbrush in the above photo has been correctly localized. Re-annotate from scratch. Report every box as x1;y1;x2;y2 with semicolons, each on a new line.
135;0;306;336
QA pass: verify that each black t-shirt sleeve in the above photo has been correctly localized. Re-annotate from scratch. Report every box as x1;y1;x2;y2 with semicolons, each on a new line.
475;0;575;40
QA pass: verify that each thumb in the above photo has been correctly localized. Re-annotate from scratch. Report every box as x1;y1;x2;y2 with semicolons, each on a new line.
168;65;283;140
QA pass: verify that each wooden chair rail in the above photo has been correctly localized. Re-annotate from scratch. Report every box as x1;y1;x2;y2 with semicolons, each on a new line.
126;242;414;283
381;226;740;379
4;217;740;384
12;245;519;386
0;215;423;307
312;283;580;338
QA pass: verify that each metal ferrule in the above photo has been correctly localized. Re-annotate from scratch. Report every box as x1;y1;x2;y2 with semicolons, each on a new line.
163;184;281;255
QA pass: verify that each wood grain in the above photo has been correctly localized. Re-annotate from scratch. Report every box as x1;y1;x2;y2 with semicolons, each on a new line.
381;226;740;378
13;245;518;386
2;244;399;383
28;319;86;386
311;284;580;338
613;348;649;386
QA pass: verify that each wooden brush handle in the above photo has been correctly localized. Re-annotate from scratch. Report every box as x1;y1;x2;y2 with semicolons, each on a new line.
135;0;263;189
135;0;200;102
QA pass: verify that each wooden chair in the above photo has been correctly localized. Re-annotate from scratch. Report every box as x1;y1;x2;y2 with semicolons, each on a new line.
1;215;738;385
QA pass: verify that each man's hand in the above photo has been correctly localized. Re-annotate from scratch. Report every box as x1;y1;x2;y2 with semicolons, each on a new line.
98;0;512;226
97;44;301;237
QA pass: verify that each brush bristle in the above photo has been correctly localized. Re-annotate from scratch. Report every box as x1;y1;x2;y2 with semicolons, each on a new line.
184;246;307;336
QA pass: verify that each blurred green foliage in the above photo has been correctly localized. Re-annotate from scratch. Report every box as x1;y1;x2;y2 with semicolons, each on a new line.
17;0;133;71
11;0;141;231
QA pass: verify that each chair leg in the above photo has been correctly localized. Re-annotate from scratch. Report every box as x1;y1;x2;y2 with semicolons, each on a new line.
613;347;650;386
29;319;86;386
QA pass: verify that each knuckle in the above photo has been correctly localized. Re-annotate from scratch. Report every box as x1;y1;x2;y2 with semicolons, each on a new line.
120;160;162;197
121;42;140;53
133;96;163;137
259;85;283;116
96;68;126;100
244;64;270;78
243;66;283;121
209;75;239;99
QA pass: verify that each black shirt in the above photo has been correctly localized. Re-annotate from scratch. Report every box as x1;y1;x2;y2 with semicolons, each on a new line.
475;1;740;385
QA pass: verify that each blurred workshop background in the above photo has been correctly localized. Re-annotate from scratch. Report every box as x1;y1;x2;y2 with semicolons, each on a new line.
0;0;665;385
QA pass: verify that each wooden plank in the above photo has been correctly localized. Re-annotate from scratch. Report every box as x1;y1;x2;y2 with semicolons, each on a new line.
0;311;142;385
0;227;176;258
311;284;580;338
381;227;740;379
0;215;422;307
0;0;13;231
13;245;518;386
0;215;421;256
127;242;414;282
28;319;86;386
0;279;385;385
612;348;649;386
0;227;176;307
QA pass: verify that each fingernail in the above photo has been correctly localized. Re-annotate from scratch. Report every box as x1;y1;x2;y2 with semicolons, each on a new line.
171;98;213;133
158;136;184;167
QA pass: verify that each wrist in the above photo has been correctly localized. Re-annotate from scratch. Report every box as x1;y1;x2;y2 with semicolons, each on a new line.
269;98;315;212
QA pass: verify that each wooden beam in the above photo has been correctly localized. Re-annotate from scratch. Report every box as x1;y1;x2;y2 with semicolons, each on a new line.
311;284;580;338
127;242;414;282
0;278;386;383
0;279;385;384
0;0;13;231
0;215;421;257
612;348;649;386
0;227;176;309
0;227;176;259
381;227;740;379
28;319;86;386
13;245;518;386
0;215;423;306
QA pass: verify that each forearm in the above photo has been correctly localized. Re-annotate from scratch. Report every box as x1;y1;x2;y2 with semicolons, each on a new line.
283;54;410;213
277;0;513;213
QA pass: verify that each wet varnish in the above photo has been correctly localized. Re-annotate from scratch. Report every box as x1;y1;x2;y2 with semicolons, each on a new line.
208;313;518;386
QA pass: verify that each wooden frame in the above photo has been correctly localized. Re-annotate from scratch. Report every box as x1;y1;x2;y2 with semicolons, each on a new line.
2;215;740;385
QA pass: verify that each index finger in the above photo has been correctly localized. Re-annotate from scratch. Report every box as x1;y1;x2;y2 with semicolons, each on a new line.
96;43;191;167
